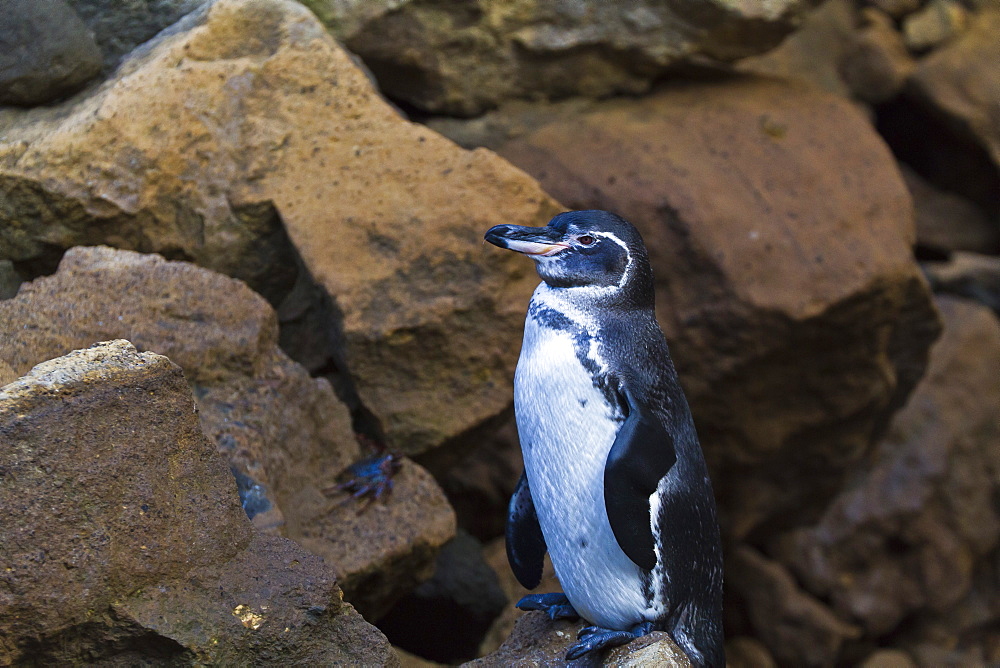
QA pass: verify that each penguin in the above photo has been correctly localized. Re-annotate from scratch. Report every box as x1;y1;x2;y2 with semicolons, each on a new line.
484;210;724;666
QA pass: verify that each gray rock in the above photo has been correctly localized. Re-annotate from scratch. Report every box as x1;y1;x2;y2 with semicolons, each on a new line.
0;260;22;299
320;0;816;115
0;0;102;105
924;252;1000;313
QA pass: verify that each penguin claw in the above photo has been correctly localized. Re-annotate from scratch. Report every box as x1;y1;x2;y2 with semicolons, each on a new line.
515;592;580;621
565;621;654;660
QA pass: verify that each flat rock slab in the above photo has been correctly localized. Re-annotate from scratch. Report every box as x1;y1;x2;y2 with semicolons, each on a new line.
0;340;396;665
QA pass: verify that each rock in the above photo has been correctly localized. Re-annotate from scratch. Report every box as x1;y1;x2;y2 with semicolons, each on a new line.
902;0;969;51
860;649;918;668
0;340;397;665
0;260;22;300
840;8;916;103
0;0;558;458
485;75;941;539
377;530;508;663
737;0;857;98
729;546;861;667
465;612;691;668
924;252;1000;313
0;0;102;105
66;0;208;70
773;297;1000;638
904;166;1000;255
321;0;815;116
0;246;455;617
908;8;1000;169
726;636;778;668
865;0;921;20
285;458;456;620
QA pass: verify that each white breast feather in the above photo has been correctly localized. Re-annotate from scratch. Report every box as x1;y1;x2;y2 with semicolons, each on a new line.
515;286;657;630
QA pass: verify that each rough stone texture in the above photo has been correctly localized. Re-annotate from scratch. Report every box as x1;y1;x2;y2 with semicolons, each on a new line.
737;0;857;98
0;0;559;457
902;0;969;51
773;297;1000;639
0;246;455;617
840;8;916;104
908;8;1000;170
285;458;457;621
0;260;22;300
924;252;1000;313
0;0;102;106
315;0;816;115
0;340;397;665
66;0;208;70
466;612;691;668
378;530;507;663
729;546;861;667
485;76;942;540
904;166;1000;255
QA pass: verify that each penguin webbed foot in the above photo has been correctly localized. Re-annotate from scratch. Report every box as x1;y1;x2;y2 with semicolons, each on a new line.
565;621;654;660
516;592;580;621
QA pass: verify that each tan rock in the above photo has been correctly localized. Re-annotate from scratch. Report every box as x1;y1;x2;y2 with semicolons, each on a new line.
0;246;455;616
0;0;558;457
490;76;941;539
902;0;969;51
840;8;916;103
909;8;1000;168
0;340;396;665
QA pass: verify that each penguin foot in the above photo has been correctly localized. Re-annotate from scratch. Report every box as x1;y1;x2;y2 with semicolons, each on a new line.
565;621;654;660
515;593;580;621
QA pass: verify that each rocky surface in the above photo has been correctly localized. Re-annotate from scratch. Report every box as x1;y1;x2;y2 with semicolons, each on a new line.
0;0;557;459
455;75;942;539
467;612;691;668
322;0;815;115
904;166;999;255
0;0;102;105
0;246;455;618
924;252;1000;313
0;340;397;665
773;297;1000;643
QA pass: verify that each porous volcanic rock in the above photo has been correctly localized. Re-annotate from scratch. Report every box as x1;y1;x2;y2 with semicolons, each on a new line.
465;612;691;668
0;0;102;106
0;0;558;457
312;0;815;116
773;297;1000;639
482;75;941;539
0;340;397;665
0;246;455;616
908;8;1000;169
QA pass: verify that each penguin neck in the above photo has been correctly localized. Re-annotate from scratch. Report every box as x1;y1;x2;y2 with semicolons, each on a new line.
530;282;653;330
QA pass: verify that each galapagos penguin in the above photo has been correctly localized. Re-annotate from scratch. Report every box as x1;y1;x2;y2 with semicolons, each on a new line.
484;210;724;666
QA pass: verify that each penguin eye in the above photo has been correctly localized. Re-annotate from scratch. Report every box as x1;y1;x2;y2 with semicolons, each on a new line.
577;235;596;246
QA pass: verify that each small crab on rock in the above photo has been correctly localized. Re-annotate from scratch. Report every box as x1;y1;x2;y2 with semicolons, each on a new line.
325;435;403;508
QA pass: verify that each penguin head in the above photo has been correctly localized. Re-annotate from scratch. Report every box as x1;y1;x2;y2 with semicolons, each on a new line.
485;210;654;307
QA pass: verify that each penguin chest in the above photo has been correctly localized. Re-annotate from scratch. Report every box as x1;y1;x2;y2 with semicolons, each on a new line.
514;319;651;630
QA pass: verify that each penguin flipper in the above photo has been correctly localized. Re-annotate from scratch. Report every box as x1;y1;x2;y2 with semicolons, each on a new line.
506;471;547;589
604;393;677;571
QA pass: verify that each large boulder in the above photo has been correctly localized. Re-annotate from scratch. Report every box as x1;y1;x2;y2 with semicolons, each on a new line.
0;246;456;617
0;0;557;458
308;0;816;116
0;340;397;665
773;297;1000;640
446;75;942;538
0;0;102;106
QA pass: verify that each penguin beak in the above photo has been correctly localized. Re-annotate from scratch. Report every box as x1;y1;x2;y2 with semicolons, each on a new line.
484;224;569;257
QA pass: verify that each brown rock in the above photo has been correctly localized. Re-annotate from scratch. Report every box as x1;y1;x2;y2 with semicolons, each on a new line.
865;0;921;20
466;612;691;668
491;75;941;538
902;0;969;51
923;251;1000;312
0;0;559;458
0;246;455;617
726;636;778;668
840;8;916;103
320;0;813;116
774;297;1000;637
908;8;1000;168
0;340;396;665
860;649;918;668
904;166;1000;254
729;546;861;667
